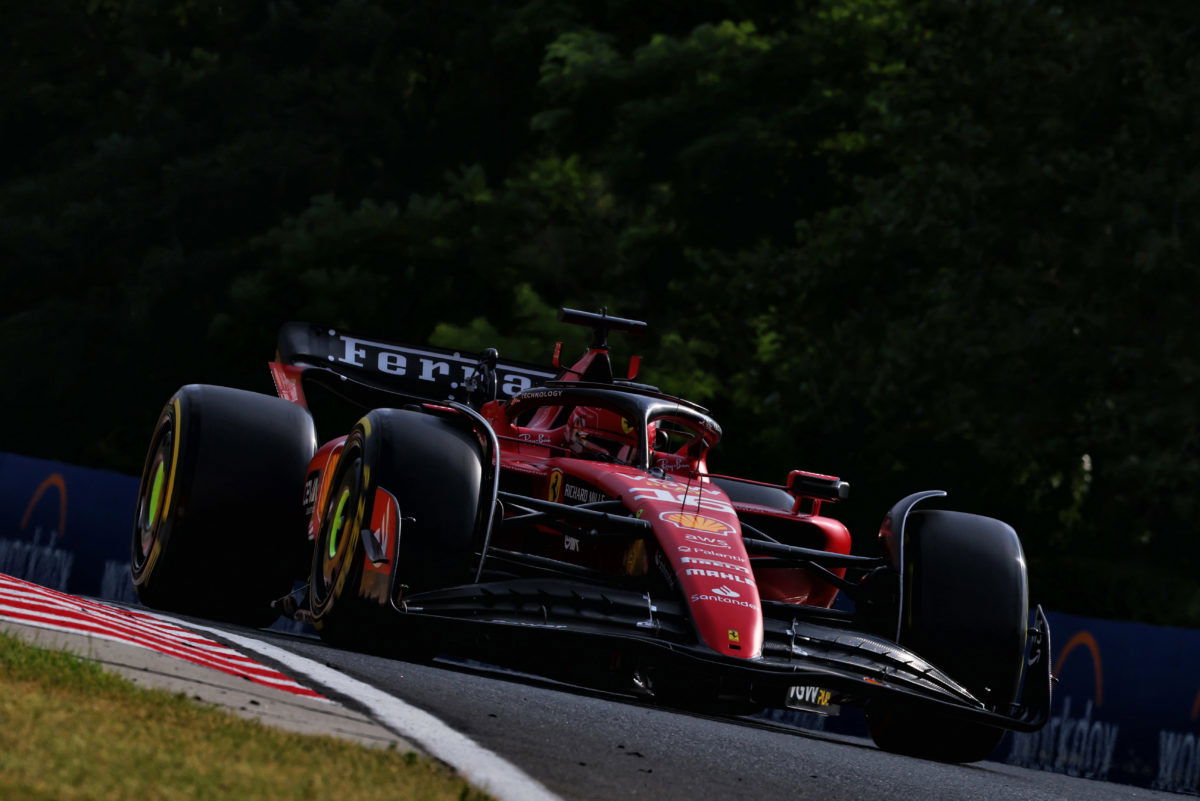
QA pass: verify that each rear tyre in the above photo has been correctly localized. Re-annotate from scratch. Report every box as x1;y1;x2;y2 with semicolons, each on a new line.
309;409;484;654
867;509;1028;763
131;385;316;626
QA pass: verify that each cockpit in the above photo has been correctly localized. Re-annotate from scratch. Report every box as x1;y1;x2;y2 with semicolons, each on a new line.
493;383;722;475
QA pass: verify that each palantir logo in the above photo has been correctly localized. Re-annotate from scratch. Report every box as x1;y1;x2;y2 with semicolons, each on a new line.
711;585;740;598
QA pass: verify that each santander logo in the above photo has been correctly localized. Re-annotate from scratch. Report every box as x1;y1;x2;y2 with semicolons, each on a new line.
711;585;740;598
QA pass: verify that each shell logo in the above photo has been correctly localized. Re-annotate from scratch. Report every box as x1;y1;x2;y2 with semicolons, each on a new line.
659;511;734;537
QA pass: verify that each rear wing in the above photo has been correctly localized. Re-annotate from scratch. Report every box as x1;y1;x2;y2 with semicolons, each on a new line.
272;322;557;408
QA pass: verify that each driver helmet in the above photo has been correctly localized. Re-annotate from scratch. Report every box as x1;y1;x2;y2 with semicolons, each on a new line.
568;408;641;463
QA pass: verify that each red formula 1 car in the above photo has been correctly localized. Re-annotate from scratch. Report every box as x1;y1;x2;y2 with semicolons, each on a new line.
131;308;1050;762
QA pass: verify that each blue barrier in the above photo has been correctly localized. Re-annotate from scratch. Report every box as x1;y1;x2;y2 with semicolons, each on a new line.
0;452;138;603
763;611;1200;792
1002;610;1200;792
2;451;1198;790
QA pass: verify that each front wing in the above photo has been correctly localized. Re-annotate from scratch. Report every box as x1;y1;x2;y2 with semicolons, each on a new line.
394;577;1052;732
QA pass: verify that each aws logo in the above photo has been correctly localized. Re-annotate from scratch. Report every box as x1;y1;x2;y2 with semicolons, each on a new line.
20;473;68;544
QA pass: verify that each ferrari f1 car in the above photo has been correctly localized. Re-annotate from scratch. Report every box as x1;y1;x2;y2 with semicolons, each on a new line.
131;308;1050;762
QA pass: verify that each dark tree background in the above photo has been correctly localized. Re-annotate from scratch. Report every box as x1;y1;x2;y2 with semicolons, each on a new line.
2;0;1198;624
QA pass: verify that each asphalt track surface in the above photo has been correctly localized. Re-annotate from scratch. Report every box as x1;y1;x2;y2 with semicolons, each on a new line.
192;621;1176;801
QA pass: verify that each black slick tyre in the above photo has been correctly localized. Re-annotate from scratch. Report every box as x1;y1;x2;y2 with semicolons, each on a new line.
867;509;1029;763
309;408;484;653
131;384;316;626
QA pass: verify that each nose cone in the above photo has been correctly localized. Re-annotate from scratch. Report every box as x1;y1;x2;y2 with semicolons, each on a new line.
582;468;765;658
639;501;763;658
680;571;763;659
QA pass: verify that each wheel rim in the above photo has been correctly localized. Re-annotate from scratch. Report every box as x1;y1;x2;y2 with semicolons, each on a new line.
328;487;351;561
315;452;362;607
147;461;166;528
134;422;174;572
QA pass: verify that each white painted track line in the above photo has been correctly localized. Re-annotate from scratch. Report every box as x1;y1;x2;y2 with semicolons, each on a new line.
153;614;566;801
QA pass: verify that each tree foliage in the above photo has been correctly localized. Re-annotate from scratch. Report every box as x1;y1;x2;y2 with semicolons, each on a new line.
2;0;1198;623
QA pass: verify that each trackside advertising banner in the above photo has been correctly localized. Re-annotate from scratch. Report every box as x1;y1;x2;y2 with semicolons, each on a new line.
0;452;138;603
1;450;1197;791
761;609;1200;792
1000;611;1200;793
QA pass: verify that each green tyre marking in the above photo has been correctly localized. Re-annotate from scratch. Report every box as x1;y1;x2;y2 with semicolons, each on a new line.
329;488;351;560
148;460;165;524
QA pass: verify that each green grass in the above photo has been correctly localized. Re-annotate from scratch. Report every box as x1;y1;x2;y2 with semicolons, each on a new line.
0;632;492;801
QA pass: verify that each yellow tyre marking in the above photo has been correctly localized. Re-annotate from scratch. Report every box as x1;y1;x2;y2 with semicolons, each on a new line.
161;397;182;522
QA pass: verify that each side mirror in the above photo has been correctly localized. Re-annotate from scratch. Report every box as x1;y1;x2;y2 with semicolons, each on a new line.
786;470;849;501
786;470;849;515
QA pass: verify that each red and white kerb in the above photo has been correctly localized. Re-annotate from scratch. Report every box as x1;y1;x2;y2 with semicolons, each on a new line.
0;573;324;699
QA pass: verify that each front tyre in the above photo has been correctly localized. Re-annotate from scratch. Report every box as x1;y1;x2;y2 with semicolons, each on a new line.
131;385;316;626
867;509;1029;763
